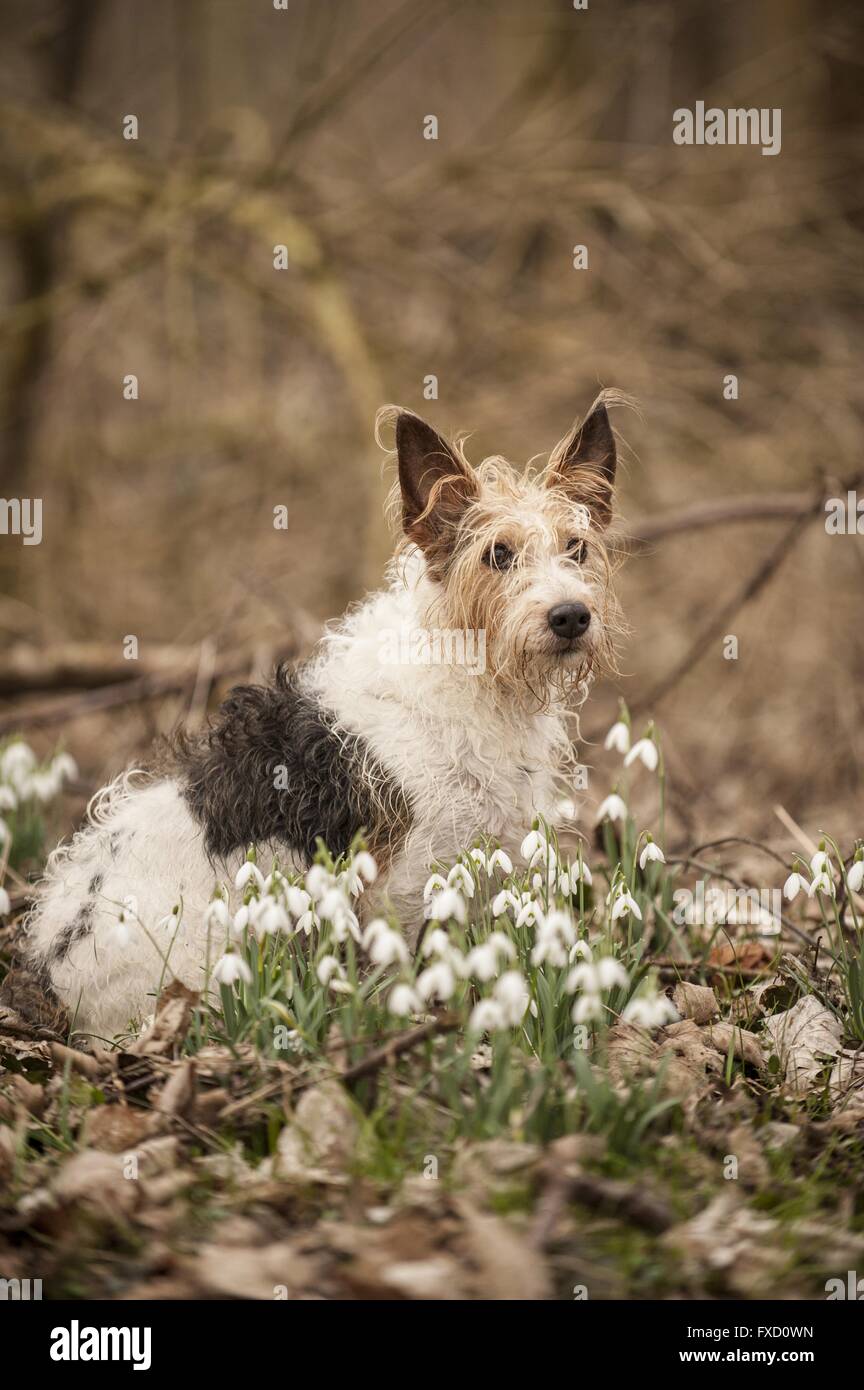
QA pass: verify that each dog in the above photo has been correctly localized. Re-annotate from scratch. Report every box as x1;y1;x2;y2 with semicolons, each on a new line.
24;393;623;1036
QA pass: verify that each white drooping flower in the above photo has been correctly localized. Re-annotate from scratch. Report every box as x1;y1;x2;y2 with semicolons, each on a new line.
352;851;378;885
809;849;830;876
639;839;666;870
158;906;182;936
515;898;544;931
782;870;810;902
426;888;467;925
315;954;343;987
0;786;17;812
810;870;835;898
364;921;409;967
595;956;630;990
623;993;679;1030
846;858;864;893
596;793;627;824
469;999;507;1033
447;863;475;898
204;897;231;932
572;994;604;1024
465;942;502;982
492;888;521;918
213;950;253;987
256;900;290;937
110;916;133;950
286;886;311;919
0;741;36;790
624;738;659;772
420;927;451;958
305;864;334;901
520;829;546;863
493;971;529;1026
51;752;79;784
604;720;631;755
0;886;9;917
235;860;265;894
423;873;448;902
487;848;513;876
611;889;642;922
388;983;421;1016
416;960;456;1003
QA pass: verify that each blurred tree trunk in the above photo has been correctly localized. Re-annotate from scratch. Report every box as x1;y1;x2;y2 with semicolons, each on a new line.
0;0;103;600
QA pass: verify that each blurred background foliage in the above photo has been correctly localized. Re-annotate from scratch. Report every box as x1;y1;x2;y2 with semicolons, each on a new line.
0;0;861;848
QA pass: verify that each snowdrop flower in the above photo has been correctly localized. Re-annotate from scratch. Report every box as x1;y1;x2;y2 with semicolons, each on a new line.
515;898;544;931
623;994;678;1029
316;954;344;986
564;962;600;994
625;738;659;772
352;851;378;885
447;863;475;898
810;849;830;876
639;839;666;870
465;941;502;981
847;857;864;894
366;924;409;967
158;907;182;936
569;939;593;964
487;848;513;876
811;870;835;898
235;860;265;894
596;956;629;990
469;999;507;1033
231;904;253;938
51;752;79;783
0;741;36;788
286;886;311;919
596;793;627;824
0;786;17;812
305;864;333;901
388;983;421;1017
521;829;546;863
423;873;448;902
572;994;604;1025
256;900;290;936
295;910;316;936
494;971;529;1025
426;888;466;925
0;886;10;917
491;888;521;918
416;960;456;1003
783;869;810;901
110;917;133;950
604;720;631;755
421;927;452;958
28;770;60;804
611;890;642;922
214;950;253;987
204;897;231;932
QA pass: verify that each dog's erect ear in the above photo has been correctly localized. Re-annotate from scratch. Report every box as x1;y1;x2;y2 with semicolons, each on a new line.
547;401;616;526
395;411;477;560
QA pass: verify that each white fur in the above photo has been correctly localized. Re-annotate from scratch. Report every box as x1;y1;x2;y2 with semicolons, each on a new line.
27;549;586;1039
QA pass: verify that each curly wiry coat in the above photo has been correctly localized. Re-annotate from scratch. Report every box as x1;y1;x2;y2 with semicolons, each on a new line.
24;395;621;1037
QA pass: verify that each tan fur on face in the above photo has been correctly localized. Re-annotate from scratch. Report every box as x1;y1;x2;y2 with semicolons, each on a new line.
379;394;628;709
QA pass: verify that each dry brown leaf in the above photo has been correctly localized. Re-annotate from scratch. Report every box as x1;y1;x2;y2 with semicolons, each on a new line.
129;979;199;1057
704;1022;766;1071
662;1193;784;1296
672;981;719;1024
762;995;842;1094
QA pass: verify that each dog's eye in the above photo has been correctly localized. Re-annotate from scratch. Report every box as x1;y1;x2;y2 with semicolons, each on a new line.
567;538;588;564
483;542;515;571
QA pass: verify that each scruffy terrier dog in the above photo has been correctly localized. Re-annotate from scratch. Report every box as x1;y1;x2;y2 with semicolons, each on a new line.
26;394;623;1035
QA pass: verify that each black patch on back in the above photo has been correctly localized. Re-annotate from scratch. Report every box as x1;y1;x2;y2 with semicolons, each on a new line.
51;897;96;963
175;664;412;864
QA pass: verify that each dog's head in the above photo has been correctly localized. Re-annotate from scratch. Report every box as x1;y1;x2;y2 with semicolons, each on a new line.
381;395;625;701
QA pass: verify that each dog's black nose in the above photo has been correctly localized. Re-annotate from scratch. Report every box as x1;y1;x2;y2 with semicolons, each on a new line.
547;602;591;640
